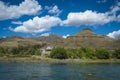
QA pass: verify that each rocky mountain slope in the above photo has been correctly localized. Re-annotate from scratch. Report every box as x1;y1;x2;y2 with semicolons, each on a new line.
39;34;64;46
63;28;120;49
0;28;120;49
0;36;43;47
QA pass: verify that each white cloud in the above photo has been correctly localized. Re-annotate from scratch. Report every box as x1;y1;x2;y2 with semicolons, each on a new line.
0;0;42;20
117;15;120;21
97;0;107;3
11;21;23;24
109;2;120;15
2;36;7;38
62;2;120;27
45;5;62;16
107;30;120;39
13;15;61;33
40;32;50;36
62;10;113;26
105;2;120;22
62;34;70;38
8;26;14;31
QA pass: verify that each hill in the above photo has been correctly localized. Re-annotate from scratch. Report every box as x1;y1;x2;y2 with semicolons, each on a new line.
39;34;64;46
62;28;120;49
0;28;120;50
0;36;44;47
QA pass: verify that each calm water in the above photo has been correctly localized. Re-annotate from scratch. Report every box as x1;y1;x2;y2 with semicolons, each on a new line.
0;62;120;80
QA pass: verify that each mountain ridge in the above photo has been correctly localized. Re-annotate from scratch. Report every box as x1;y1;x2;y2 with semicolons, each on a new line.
0;28;120;49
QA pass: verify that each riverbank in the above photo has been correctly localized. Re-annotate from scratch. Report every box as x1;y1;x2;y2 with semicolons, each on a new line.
0;56;120;63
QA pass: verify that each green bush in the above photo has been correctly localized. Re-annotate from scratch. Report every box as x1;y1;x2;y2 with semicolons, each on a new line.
76;48;86;59
95;48;110;59
0;47;7;56
50;47;68;59
66;49;78;59
77;47;95;59
10;45;41;56
1;45;120;59
11;47;19;55
113;48;120;59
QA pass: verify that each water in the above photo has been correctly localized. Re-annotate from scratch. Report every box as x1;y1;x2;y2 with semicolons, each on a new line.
0;62;120;80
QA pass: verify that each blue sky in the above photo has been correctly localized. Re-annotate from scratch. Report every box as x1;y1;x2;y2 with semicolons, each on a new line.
0;0;120;39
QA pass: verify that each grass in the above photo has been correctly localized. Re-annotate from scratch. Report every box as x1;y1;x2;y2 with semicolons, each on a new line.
0;56;120;63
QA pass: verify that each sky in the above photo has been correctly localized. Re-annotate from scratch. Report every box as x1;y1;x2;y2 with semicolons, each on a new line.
0;0;120;39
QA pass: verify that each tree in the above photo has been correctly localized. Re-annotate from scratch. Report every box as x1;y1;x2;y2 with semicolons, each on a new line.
66;49;78;59
50;47;68;59
76;48;86;59
0;47;7;56
113;48;120;59
11;47;19;55
95;48;110;59
76;47;95;59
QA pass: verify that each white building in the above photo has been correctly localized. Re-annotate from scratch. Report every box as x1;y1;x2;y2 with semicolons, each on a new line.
41;46;53;53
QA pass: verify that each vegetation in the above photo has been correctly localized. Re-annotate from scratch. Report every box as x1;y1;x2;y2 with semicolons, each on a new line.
95;48;110;59
113;48;120;59
0;45;120;60
50;47;120;59
78;47;95;59
0;45;41;57
50;47;68;59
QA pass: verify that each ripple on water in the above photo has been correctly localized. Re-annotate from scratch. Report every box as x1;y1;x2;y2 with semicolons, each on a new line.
0;63;120;80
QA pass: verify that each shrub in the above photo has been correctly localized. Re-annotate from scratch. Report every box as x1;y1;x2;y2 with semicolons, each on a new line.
76;48;86;59
95;48;110;59
50;47;68;59
0;47;7;56
10;45;41;56
11;47;19;55
113;48;120;59
77;47;95;59
66;49;78;59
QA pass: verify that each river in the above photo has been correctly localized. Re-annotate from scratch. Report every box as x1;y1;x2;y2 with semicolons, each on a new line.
0;62;120;80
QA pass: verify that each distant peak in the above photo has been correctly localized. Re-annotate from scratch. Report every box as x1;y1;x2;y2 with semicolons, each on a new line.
82;28;92;31
75;28;95;36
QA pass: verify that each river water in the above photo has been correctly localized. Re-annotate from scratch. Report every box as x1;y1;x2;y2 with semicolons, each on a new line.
0;62;120;80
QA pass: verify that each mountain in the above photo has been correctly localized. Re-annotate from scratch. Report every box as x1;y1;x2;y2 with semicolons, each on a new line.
0;28;120;49
75;28;96;36
63;28;120;50
0;36;43;47
39;34;64;46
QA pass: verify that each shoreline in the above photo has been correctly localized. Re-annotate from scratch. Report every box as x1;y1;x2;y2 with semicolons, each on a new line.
0;56;120;63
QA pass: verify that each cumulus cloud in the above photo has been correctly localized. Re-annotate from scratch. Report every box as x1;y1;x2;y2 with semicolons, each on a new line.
62;10;113;26
40;32;50;36
9;1;120;35
62;34;70;38
12;15;61;33
107;30;120;39
0;0;42;20
11;21;23;24
62;2;120;26
45;5;62;16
